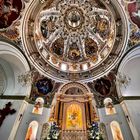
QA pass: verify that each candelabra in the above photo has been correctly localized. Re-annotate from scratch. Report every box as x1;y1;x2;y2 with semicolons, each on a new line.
18;70;35;86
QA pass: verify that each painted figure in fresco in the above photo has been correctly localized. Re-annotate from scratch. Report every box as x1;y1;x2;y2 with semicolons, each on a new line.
33;101;41;114
95;78;111;96
111;122;124;140
68;111;79;127
0;0;22;28
25;126;33;140
35;78;53;95
106;102;115;114
25;121;38;140
128;1;140;28
41;16;56;38
66;104;83;129
104;98;116;115
51;38;64;57
94;14;110;39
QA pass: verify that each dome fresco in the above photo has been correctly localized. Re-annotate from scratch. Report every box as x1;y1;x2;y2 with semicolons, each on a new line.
22;0;129;82
0;0;22;29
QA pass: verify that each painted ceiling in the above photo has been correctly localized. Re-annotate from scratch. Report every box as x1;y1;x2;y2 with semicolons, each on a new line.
0;0;140;82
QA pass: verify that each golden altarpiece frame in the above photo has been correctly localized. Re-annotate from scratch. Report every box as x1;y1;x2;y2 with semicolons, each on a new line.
49;82;99;140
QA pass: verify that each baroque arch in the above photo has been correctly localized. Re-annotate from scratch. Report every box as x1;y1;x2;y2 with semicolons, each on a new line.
0;40;31;96
49;82;99;140
58;82;90;95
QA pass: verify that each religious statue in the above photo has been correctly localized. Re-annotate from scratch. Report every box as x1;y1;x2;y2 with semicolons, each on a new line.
41;16;56;38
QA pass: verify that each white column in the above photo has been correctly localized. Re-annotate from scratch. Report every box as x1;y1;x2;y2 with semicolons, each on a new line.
121;101;140;140
8;101;29;140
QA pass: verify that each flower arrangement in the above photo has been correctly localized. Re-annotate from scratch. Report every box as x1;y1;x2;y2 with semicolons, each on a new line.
46;122;60;140
88;122;103;140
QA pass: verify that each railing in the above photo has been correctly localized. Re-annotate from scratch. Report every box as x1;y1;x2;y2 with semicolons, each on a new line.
61;130;88;140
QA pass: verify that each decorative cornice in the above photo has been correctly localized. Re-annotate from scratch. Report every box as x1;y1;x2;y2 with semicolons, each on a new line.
0;95;26;100
119;96;140;102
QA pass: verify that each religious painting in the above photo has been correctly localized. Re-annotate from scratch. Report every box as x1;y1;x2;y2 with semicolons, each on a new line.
128;1;140;28
104;98;116;115
66;104;83;130
25;121;38;140
32;97;44;115
41;16;56;39
95;15;110;39
51;37;64;57
85;38;98;61
35;78;53;95
0;0;22;29
105;104;116;115
110;121;124;140
94;78;112;96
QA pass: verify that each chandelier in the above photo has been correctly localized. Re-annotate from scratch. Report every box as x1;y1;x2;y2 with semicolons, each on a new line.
116;72;131;88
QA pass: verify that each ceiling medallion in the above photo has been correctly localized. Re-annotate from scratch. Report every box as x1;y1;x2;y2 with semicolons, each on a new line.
64;6;84;30
22;0;129;82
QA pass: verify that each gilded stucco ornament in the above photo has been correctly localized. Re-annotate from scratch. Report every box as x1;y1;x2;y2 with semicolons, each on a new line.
21;0;129;82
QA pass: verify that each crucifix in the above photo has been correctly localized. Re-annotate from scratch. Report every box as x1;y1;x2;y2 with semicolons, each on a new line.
0;102;16;127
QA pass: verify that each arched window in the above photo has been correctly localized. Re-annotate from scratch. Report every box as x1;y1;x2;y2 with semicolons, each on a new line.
104;98;116;115
32;97;44;115
110;121;124;140
25;121;38;140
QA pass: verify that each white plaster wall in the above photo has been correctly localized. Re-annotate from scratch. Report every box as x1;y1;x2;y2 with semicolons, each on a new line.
0;59;14;95
0;57;31;96
119;57;140;97
0;41;31;96
0;56;28;96
116;46;140;139
98;104;134;140
117;46;140;97
122;100;140;138
0;100;23;140
15;104;51;140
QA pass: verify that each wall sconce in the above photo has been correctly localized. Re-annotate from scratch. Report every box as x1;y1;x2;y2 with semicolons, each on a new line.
116;72;131;88
18;69;35;86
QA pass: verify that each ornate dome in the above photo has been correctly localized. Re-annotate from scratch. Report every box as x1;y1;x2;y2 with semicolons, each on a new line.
21;0;129;82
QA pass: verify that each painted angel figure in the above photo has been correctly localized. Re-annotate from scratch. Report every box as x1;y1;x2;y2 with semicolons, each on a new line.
0;0;18;28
